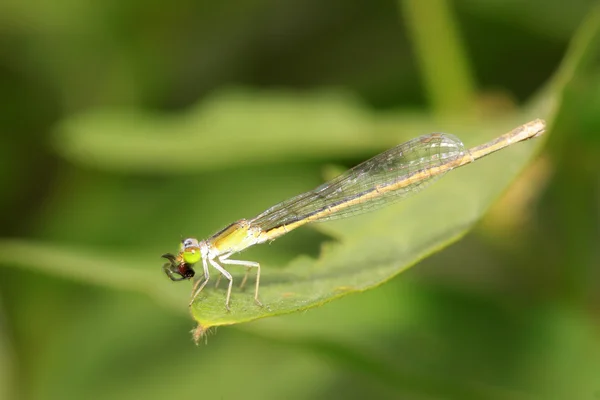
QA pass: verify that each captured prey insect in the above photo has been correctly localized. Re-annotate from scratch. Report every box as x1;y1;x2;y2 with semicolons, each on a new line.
162;119;546;311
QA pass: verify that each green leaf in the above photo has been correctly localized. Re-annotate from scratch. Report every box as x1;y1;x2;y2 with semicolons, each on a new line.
51;89;535;175
53;90;380;174
0;240;189;315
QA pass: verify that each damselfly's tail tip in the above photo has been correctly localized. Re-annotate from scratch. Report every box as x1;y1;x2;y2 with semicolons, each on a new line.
529;118;547;138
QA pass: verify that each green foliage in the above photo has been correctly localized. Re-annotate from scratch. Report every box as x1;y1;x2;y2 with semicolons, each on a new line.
1;1;600;399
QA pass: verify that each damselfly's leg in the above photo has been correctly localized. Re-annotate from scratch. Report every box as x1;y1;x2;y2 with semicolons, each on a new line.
209;258;233;311
214;252;233;289
189;258;210;307
219;255;262;307
239;268;251;290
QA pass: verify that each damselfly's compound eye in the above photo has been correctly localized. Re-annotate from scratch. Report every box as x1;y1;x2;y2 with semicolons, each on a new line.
182;238;199;249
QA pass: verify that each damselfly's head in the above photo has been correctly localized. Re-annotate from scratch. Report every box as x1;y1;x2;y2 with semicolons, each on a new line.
180;238;202;264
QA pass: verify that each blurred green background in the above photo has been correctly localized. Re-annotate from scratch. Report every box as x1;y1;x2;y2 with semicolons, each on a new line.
1;0;600;399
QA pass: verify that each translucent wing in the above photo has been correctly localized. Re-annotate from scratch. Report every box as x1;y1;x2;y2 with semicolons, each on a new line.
250;133;466;231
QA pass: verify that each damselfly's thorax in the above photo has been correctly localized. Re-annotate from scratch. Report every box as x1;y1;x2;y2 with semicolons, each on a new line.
207;219;264;256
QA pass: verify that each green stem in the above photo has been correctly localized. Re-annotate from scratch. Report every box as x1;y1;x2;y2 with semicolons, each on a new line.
400;0;477;117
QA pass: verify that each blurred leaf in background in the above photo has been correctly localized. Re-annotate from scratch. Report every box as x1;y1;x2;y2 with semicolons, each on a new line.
1;0;599;399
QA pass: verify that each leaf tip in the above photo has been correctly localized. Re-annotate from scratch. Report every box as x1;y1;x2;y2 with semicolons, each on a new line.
192;323;207;345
